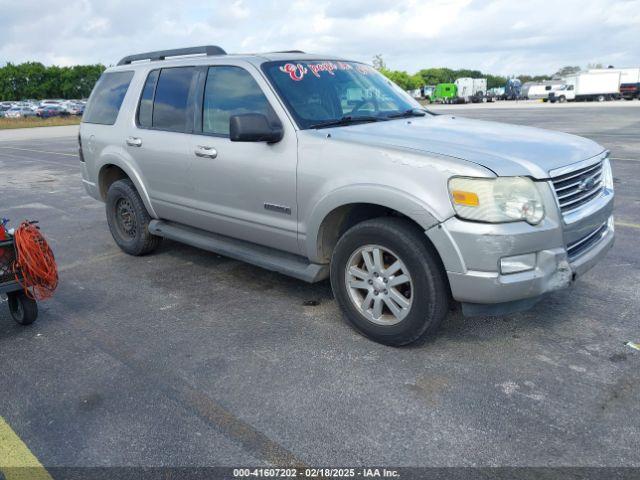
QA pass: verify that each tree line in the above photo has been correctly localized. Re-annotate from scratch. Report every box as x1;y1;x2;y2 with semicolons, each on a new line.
0;58;593;101
373;55;556;91
0;62;105;101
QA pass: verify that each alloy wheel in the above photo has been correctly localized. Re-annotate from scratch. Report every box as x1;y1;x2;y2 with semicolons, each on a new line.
345;245;413;326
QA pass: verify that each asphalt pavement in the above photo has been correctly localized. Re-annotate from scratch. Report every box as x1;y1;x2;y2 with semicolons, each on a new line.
0;102;638;472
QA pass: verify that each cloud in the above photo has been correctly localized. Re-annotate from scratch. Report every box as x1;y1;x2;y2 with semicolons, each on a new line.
0;0;638;75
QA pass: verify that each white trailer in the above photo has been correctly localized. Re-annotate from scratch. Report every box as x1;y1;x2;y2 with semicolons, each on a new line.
589;68;640;99
550;71;621;102
454;78;487;102
526;81;566;100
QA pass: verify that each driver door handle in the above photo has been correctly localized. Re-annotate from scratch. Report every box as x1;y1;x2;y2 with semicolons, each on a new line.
195;145;218;159
126;137;142;147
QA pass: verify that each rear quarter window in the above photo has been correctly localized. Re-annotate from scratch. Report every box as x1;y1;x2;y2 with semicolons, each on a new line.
83;71;134;125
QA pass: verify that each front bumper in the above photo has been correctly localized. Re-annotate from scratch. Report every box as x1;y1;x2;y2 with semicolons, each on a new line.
426;198;614;312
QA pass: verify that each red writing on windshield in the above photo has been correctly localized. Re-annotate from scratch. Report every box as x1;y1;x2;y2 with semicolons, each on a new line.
279;61;369;81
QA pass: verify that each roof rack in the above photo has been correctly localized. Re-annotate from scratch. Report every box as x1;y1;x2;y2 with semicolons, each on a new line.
117;45;227;66
269;50;306;54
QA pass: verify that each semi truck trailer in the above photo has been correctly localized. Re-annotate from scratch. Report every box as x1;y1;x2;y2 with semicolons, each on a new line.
454;78;487;103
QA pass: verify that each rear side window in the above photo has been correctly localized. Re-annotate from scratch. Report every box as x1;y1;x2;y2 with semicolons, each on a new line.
83;71;134;125
138;70;159;128
152;67;195;132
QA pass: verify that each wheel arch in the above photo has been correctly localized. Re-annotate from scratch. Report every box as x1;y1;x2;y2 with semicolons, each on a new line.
306;186;441;264
97;158;157;218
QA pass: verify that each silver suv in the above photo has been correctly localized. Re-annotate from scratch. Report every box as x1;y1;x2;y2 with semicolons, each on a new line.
80;46;614;346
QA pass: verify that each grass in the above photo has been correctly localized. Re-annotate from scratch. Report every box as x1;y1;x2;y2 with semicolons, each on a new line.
0;116;81;130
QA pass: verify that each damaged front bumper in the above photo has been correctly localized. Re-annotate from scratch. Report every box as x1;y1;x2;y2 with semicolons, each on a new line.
426;210;614;316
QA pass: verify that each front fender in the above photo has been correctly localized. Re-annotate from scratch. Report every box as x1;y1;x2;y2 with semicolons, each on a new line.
304;184;440;263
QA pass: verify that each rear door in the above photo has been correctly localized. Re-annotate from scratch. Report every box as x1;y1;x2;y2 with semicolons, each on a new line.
128;67;197;221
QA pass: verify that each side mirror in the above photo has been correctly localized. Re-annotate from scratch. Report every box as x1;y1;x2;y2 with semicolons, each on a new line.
229;114;283;143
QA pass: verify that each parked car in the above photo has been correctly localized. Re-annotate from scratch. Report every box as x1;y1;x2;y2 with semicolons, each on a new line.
65;103;85;115
80;46;615;346
4;107;36;118
37;105;69;118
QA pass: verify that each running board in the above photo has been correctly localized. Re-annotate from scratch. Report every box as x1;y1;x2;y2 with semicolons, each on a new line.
148;220;329;283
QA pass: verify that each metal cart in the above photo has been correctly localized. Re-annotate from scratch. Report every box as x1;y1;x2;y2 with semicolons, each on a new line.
0;237;38;325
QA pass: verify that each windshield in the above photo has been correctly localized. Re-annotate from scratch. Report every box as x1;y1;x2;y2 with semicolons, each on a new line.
262;60;423;129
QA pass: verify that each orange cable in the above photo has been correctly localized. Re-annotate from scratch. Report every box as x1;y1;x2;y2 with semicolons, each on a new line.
12;222;58;300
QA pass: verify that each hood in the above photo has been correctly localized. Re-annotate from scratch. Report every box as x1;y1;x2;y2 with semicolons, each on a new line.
323;115;605;179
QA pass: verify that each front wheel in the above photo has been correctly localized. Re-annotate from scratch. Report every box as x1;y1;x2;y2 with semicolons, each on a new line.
8;292;38;325
330;218;449;346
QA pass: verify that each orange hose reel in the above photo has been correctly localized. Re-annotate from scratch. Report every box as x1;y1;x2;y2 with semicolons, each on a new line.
12;221;58;300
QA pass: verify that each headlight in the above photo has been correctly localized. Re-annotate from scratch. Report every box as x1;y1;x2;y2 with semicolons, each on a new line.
448;176;545;225
601;157;614;190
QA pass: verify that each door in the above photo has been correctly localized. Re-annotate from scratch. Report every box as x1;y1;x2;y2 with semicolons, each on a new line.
184;65;300;254
128;67;196;221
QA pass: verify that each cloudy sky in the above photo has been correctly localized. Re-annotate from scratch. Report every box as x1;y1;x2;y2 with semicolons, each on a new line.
0;0;638;75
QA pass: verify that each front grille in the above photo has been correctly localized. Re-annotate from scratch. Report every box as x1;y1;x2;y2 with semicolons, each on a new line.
567;221;608;261
552;160;604;214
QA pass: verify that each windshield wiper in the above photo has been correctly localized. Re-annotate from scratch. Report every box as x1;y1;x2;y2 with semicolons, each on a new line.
386;108;428;119
309;115;386;129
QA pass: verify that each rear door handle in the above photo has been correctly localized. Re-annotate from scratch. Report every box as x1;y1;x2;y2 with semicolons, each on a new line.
126;137;142;147
194;145;218;159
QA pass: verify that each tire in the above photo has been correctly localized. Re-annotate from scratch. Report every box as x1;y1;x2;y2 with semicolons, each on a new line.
558;95;566;103
8;292;38;325
106;179;161;256
330;217;449;346
597;95;606;102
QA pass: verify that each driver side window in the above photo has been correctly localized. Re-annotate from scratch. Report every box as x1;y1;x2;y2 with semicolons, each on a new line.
202;66;276;136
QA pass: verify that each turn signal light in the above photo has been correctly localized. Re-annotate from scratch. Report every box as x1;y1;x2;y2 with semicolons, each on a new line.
451;190;479;207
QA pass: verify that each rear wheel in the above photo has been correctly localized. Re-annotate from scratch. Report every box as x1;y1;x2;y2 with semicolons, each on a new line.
597;94;606;102
558;95;567;103
330;218;449;346
106;179;161;256
8;292;38;325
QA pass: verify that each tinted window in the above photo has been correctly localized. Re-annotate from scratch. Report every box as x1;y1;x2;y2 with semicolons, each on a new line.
138;70;159;128
152;67;195;132
83;71;134;125
203;66;276;136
